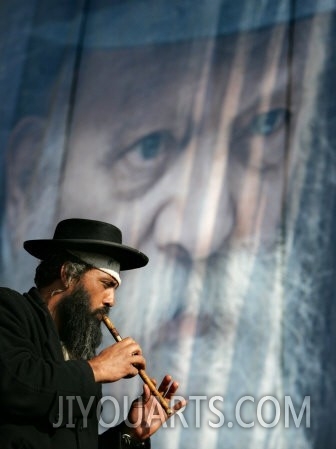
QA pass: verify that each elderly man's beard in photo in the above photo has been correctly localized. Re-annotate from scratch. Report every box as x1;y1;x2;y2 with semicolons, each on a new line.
56;285;109;360
102;236;323;449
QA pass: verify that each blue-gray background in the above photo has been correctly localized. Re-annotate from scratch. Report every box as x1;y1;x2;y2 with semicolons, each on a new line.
1;1;336;448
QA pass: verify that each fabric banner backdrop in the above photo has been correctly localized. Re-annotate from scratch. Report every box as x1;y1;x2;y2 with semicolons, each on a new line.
1;0;336;448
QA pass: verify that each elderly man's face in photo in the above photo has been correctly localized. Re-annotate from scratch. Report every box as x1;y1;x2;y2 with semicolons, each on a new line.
55;19;321;448
60;26;295;245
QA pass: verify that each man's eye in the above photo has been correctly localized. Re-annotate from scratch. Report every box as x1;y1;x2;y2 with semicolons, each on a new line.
103;281;117;289
230;107;290;172
106;130;178;199
135;132;164;160
250;108;290;136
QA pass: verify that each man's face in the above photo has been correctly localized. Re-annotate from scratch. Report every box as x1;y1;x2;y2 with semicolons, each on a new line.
57;20;317;448
60;26;300;248
57;268;117;359
75;268;118;312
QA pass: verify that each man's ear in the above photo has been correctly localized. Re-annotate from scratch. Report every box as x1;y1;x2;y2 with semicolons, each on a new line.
5;116;46;254
60;263;70;289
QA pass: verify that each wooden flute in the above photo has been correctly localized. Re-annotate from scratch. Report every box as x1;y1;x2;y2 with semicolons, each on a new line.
101;314;173;415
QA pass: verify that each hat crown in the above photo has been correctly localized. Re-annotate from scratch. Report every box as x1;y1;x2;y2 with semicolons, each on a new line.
53;219;122;244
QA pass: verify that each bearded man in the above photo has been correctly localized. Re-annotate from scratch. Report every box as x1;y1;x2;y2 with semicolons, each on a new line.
0;218;185;448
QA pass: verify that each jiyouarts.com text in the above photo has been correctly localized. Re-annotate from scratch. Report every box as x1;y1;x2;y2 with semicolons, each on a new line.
53;394;310;430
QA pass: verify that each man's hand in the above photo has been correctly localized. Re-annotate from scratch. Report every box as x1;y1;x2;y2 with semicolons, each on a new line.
88;338;145;382
122;374;187;441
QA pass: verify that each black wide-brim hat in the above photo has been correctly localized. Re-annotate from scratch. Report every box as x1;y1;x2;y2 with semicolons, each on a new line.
23;218;149;270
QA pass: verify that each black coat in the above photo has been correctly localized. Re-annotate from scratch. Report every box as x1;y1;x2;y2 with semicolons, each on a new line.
0;287;145;449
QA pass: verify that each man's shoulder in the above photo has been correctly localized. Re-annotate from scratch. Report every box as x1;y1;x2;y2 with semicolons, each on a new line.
0;287;24;299
0;287;43;328
0;287;28;310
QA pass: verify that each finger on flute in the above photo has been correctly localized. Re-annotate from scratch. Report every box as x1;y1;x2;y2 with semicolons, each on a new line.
138;369;173;415
101;314;173;415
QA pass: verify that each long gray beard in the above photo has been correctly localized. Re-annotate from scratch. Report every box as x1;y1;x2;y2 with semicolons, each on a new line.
101;241;322;449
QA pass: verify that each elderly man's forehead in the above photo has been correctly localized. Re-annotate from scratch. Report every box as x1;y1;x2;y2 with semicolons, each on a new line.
81;40;214;75
79;35;257;88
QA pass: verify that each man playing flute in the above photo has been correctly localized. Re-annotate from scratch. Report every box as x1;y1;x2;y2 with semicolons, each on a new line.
0;218;185;448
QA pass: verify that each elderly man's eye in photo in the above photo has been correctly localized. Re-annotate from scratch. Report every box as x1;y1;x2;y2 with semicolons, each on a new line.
231;107;290;173
250;108;290;136
106;130;180;198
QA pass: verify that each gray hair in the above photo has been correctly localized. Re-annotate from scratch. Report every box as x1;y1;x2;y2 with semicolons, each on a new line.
34;250;92;289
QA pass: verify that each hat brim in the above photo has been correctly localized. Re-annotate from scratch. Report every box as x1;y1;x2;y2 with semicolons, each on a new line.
23;239;149;270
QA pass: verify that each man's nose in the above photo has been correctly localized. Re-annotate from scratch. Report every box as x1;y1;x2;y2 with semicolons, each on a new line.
152;148;234;262
103;291;116;307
